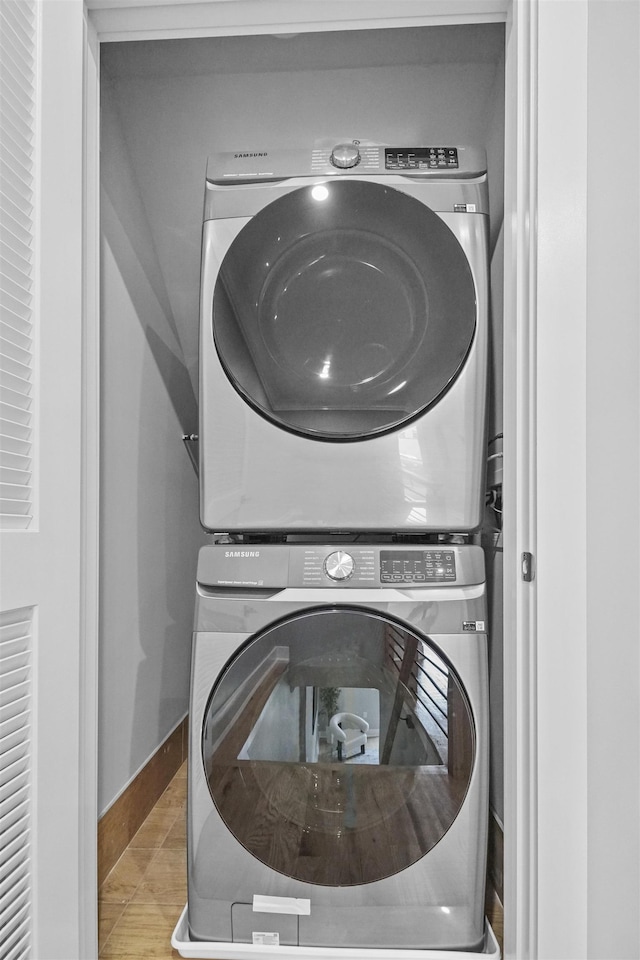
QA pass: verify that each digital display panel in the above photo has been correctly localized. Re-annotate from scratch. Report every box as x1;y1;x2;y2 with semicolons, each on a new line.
385;147;459;170
380;550;456;583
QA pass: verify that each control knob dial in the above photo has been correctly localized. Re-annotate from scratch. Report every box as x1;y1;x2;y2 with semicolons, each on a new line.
324;550;355;581
330;142;361;169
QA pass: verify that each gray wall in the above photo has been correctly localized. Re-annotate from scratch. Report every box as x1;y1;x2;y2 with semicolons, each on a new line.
99;23;505;816
99;84;206;816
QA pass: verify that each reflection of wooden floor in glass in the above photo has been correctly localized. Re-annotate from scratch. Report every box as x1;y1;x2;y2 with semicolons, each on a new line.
208;759;468;886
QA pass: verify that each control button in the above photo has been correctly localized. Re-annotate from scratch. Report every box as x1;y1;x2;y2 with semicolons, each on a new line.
330;143;361;169
324;550;355;581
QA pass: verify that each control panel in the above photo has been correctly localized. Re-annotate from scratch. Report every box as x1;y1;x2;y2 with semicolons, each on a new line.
313;144;460;174
197;544;485;590
384;147;459;170
379;549;456;583
296;547;456;586
206;143;486;185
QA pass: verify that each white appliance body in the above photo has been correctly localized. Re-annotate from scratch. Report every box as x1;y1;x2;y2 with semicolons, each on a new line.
188;543;489;953
199;144;490;534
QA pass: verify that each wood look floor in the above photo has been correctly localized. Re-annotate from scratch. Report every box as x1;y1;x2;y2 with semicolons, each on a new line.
98;760;504;959
98;761;187;959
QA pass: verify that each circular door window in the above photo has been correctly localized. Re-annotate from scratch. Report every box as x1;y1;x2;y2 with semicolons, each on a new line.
213;180;476;440
201;607;475;886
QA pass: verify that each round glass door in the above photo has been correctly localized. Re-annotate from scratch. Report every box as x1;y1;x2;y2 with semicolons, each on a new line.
213;180;476;440
202;607;475;886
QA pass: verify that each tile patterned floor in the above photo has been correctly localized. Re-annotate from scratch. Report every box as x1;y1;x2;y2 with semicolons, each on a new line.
98;762;187;959
99;759;504;959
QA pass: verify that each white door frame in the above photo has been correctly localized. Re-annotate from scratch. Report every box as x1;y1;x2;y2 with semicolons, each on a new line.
78;2;592;958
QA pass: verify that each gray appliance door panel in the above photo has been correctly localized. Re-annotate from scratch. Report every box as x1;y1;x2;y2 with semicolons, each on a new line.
199;211;488;533
188;623;488;950
211;180;477;440
199;607;476;888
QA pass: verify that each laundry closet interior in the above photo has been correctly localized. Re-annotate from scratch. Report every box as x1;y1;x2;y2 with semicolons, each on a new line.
98;16;506;956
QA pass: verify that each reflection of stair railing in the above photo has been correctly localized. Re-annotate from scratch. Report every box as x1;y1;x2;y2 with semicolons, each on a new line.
385;627;473;780
413;654;449;739
381;631;419;764
207;658;287;767
385;627;449;742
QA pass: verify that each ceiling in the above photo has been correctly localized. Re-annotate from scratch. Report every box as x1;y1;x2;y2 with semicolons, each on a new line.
101;23;505;77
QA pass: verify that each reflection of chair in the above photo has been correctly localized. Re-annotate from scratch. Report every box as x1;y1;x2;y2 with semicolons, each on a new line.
329;712;370;761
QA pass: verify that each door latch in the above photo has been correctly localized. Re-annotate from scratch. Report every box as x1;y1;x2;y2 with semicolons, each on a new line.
521;552;535;582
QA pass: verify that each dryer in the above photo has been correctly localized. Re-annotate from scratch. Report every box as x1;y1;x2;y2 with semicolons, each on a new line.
187;542;489;954
199;142;490;535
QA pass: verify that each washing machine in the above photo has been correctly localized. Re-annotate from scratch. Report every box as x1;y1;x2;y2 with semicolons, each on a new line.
187;542;489;954
199;142;490;535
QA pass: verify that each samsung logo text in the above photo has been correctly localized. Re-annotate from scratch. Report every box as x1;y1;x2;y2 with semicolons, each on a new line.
224;550;261;558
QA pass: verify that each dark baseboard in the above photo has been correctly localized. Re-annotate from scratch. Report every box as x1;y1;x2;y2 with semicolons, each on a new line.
98;716;188;886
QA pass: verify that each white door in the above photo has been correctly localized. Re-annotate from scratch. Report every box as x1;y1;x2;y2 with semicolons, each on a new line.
0;1;92;957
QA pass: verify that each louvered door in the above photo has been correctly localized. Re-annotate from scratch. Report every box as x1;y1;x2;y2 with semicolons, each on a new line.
1;0;87;956
1;5;37;956
0;1;35;531
0;608;32;960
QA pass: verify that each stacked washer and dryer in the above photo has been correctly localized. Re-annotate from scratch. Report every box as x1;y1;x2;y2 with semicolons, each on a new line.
174;142;498;958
